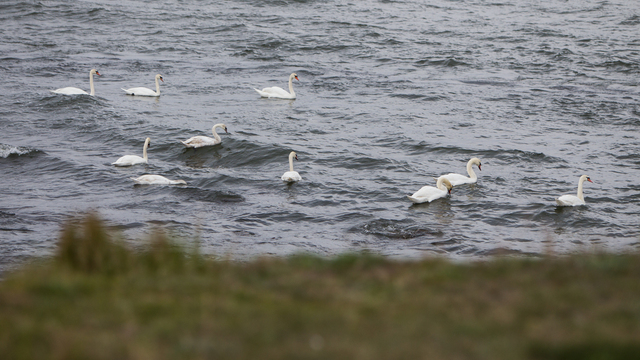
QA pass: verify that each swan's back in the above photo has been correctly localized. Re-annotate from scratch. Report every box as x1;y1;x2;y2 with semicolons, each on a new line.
112;155;146;166
281;171;302;182
555;195;584;207
254;87;295;99
181;136;220;148
408;185;447;203
122;87;158;97
441;173;475;186
131;175;186;185
51;87;88;95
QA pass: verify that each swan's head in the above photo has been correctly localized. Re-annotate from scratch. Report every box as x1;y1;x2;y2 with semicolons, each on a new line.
442;178;453;193
145;137;151;148
212;124;228;134
290;151;298;161
470;157;482;171
291;73;299;81
90;69;101;76
581;175;593;184
175;180;187;185
156;74;164;82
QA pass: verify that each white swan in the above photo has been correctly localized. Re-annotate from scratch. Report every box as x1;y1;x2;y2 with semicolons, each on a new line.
440;158;482;186
281;151;302;182
122;74;164;97
555;174;593;206
181;124;228;148
112;137;151;166
254;73;299;99
51;69;101;96
131;175;186;185
407;176;453;203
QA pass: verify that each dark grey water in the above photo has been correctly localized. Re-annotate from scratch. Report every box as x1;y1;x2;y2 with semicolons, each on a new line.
1;0;639;270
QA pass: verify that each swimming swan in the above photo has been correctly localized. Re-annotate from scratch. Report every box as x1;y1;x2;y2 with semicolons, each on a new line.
440;157;482;186
407;176;453;203
122;74;164;97
254;73;299;99
51;69;101;96
112;137;151;166
281;151;302;182
181;124;228;148
131;175;186;185
555;174;593;206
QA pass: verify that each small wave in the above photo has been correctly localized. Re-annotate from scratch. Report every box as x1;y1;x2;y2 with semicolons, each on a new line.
619;15;640;26
415;58;468;67
0;144;40;159
459;79;514;87
176;187;245;203
598;59;637;70
353;218;444;239
389;93;427;100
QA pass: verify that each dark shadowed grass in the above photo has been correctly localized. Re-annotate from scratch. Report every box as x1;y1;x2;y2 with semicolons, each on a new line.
1;213;640;360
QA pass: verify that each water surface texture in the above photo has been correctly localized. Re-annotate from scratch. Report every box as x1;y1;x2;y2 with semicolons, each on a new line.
1;0;639;269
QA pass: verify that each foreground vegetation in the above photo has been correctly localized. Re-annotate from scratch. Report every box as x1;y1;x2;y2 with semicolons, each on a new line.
1;214;640;359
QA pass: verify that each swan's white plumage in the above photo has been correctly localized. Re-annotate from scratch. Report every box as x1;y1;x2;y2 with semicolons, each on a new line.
131;175;186;185
281;151;302;182
282;171;302;182
52;87;89;95
181;124;227;148
555;174;593;207
254;73;299;99
407;177;453;203
122;74;164;97
112;137;151;167
555;195;584;206
51;69;101;96
440;158;482;186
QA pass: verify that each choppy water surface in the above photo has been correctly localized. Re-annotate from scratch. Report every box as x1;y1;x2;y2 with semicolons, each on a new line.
1;0;639;270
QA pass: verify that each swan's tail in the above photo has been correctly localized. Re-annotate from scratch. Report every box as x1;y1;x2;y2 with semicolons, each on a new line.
407;195;421;203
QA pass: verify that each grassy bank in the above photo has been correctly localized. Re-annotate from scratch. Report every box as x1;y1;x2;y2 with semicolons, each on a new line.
1;213;640;360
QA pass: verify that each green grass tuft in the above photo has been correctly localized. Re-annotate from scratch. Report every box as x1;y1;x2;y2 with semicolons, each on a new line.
1;213;640;360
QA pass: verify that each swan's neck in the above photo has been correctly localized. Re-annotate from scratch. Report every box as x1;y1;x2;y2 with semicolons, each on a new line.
576;178;585;201
143;141;149;161
436;177;445;191
466;161;477;180
289;153;295;172
155;77;161;95
89;72;95;96
288;76;296;97
212;125;222;142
